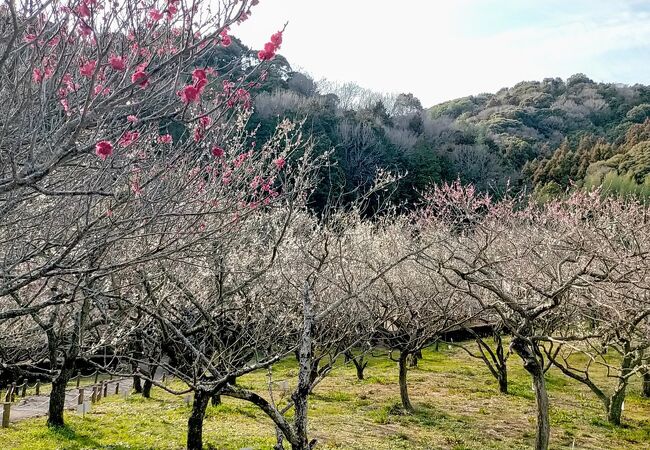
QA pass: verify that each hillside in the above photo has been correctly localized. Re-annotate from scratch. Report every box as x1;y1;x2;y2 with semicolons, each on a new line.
187;37;650;204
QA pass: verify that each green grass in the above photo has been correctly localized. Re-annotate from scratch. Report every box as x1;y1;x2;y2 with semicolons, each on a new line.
2;345;649;449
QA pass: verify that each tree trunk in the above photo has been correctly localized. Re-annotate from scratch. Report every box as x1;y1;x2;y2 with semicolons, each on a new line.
398;351;413;412
607;389;626;426
511;338;549;450
142;379;153;398
187;390;210;450
642;371;650;398
211;392;221;406
354;359;366;380
133;375;142;393
530;367;550;450
607;351;633;426
495;334;508;394
47;374;69;427
497;368;508;394
345;351;367;380
291;281;315;450
47;358;74;428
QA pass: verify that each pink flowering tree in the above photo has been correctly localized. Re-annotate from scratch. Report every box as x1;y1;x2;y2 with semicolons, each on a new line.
0;0;299;429
0;0;286;298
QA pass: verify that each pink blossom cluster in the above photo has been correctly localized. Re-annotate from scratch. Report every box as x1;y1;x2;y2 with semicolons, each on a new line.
178;68;209;104
258;31;283;61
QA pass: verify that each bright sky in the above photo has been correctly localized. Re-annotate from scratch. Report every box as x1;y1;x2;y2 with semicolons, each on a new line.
234;0;650;107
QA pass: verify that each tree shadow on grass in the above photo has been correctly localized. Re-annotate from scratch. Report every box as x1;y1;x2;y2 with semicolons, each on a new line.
46;424;142;450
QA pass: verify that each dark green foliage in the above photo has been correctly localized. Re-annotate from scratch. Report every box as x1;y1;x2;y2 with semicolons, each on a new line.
216;41;650;207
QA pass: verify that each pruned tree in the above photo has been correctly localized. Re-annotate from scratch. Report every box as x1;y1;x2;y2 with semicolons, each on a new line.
540;194;650;425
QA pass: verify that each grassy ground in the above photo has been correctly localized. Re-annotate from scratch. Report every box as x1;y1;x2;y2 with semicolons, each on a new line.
2;345;649;449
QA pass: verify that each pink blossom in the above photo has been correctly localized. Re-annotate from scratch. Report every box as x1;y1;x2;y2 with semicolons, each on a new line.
78;23;92;36
32;68;43;83
220;29;232;47
95;140;113;160
24;33;37;43
79;60;96;78
158;134;173;144
233;152;251;168
194;77;208;93
149;9;164;22
131;181;142;196
192;68;207;83
43;64;54;79
109;54;126;71
250;175;263;189
62;73;76;91
127;115;139;123
211;146;224;158
76;2;91;17
167;3;178;19
199;115;211;128
258;31;283;61
258;49;274;61
93;84;111;96
178;85;200;103
131;69;149;88
270;31;283;47
118;131;140;148
192;69;209;93
274;157;286;169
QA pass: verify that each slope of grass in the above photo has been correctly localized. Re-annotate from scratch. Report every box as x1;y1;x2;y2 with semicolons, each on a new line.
2;345;649;449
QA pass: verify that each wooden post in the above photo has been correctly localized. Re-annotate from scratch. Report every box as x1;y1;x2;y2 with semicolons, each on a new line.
10;383;16;402
103;382;108;397
97;383;102;401
162;373;166;384
114;383;120;395
35;380;40;396
78;388;85;405
2;402;10;428
94;372;99;385
21;379;27;397
91;386;97;403
76;372;81;388
3;387;10;402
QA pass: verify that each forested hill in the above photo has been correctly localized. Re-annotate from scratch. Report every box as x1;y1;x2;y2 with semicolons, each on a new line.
212;38;650;205
429;75;650;199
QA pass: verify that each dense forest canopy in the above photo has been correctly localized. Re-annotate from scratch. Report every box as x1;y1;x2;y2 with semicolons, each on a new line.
210;37;650;206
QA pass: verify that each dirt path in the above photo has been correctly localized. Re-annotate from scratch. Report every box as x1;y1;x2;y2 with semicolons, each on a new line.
8;378;133;423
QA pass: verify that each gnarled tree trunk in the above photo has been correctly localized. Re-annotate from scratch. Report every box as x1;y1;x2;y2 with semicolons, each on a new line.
607;352;633;426
47;360;75;428
187;390;210;450
142;379;153;398
512;337;549;450
398;350;413;412
292;282;316;450
344;350;367;380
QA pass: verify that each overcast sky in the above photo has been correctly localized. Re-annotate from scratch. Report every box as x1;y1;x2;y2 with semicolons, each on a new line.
234;0;650;107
